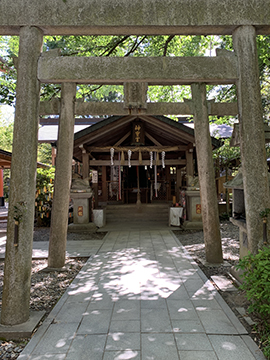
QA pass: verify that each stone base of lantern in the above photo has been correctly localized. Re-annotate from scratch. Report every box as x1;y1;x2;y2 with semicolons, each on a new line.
68;191;97;232
68;222;97;233
182;221;203;230
182;190;203;230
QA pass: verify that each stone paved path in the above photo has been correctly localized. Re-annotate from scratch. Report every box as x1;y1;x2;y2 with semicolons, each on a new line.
18;230;265;360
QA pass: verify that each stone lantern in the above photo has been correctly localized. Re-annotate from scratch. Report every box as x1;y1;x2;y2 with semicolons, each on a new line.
68;178;96;232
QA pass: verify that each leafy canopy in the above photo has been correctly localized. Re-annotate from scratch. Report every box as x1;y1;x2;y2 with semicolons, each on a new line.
1;34;216;104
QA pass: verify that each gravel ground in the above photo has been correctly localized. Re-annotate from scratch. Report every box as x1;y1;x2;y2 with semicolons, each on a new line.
33;227;106;242
0;222;263;359
174;220;240;274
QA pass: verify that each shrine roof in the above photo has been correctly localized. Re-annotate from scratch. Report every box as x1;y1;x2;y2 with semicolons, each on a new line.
74;115;219;145
73;115;221;162
0;149;49;169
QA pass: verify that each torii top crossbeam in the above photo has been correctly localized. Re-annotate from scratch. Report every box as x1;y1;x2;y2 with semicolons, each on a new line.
1;0;270;36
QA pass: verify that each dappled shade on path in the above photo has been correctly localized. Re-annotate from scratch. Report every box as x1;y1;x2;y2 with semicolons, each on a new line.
18;230;263;360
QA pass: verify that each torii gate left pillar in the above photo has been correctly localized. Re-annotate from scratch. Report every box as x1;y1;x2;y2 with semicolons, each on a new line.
1;27;43;326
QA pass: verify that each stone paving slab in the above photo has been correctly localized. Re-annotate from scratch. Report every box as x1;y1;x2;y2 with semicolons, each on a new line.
209;335;260;360
0;239;105;259
211;274;238;292
18;230;265;360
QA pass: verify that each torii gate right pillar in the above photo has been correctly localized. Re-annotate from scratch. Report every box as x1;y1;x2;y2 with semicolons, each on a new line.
233;25;270;254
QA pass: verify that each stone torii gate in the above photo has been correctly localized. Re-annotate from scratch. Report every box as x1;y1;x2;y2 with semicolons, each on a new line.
0;0;269;327
41;77;237;270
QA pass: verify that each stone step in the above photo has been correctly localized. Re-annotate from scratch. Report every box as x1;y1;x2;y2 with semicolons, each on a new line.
105;204;170;210
106;211;168;217
104;204;170;224
106;211;168;219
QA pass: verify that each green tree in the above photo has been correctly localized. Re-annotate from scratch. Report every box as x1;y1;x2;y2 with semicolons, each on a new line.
0;119;13;151
35;167;55;226
1;34;215;104
37;143;52;165
0;36;18;105
0;118;52;164
212;35;270;120
2;33;270;112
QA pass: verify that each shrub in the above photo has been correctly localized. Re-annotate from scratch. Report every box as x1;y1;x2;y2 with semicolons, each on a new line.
219;212;230;221
35;167;55;226
237;247;270;358
260;332;270;359
237;247;270;320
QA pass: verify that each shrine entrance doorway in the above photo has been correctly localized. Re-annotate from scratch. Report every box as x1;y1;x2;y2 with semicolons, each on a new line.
123;165;171;204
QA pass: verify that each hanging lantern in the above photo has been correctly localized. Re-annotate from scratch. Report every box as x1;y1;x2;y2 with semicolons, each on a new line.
110;148;114;166
150;151;153;169
162;151;165;168
128;150;132;167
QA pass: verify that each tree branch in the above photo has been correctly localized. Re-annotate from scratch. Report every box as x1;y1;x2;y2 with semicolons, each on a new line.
125;36;147;57
100;36;130;57
163;35;175;56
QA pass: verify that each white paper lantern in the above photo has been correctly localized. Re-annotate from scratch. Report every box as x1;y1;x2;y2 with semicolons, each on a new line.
162;151;165;168
150;151;153;169
110;148;114;166
128;149;132;167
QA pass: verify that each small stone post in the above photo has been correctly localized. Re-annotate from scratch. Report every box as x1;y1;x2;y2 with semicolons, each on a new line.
1;26;43;325
48;83;76;269
233;26;270;254
191;83;223;264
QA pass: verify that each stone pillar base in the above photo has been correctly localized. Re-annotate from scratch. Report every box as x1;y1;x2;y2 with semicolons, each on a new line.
182;221;203;230
68;223;97;233
0;311;45;340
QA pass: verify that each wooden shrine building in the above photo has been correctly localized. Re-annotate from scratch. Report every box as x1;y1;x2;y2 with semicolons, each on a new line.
73;115;220;205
